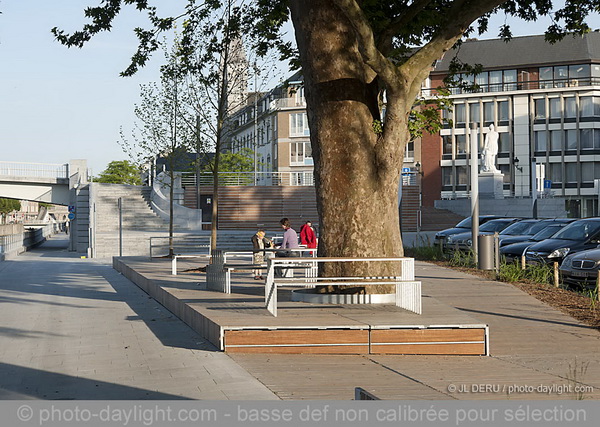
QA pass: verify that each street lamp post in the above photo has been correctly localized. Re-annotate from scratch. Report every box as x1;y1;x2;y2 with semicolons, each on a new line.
470;124;479;259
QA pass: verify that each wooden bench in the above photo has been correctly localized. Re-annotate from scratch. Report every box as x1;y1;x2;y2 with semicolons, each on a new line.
264;257;420;317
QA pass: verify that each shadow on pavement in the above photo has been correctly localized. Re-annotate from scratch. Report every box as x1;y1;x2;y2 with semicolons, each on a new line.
0;362;190;400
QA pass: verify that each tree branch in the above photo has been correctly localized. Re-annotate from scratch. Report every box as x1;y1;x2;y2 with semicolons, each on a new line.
331;0;400;92
377;0;433;52
400;0;507;98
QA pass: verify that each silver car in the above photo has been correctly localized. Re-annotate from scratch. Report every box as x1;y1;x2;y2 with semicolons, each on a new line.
560;248;600;288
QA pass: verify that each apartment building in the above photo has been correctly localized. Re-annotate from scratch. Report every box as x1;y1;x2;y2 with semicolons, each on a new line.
423;32;600;217
225;71;315;185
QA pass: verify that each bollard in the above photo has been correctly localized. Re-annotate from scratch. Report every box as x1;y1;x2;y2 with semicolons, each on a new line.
478;234;495;270
553;262;559;288
521;254;526;270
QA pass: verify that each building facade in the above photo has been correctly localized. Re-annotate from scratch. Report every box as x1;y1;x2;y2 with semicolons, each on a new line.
226;71;420;186
423;33;600;217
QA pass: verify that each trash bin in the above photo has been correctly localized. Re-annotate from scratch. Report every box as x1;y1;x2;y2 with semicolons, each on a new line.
478;234;495;270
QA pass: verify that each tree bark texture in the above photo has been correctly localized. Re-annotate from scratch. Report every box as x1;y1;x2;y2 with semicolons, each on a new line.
290;1;409;293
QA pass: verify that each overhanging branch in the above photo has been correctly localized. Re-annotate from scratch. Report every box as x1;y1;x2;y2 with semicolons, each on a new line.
332;0;400;92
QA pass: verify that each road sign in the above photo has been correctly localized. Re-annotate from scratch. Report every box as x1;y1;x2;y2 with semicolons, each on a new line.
68;205;76;213
67;213;75;220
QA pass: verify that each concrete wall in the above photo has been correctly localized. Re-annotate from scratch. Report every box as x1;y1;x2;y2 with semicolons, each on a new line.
435;197;568;218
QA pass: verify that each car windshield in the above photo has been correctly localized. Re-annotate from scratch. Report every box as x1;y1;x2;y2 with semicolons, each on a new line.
552;221;600;241
455;217;472;228
480;220;513;232
500;221;536;236
528;221;558;235
531;225;564;241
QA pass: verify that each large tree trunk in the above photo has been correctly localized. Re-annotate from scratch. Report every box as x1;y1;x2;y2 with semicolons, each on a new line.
290;1;408;293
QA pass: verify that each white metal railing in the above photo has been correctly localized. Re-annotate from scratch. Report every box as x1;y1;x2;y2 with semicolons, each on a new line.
0;161;68;179
181;172;315;187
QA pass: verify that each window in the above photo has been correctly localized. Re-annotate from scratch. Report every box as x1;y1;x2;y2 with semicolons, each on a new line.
442;167;453;186
549;98;561;119
483;102;495;123
581;129;593;149
569;64;590;85
455;104;466;124
534;131;547;152
550;130;562;151
499;132;511;153
565;163;577;183
442;135;453;155
580;97;594;118
290;141;312;164
498;101;509;121
539;67;553;88
469;103;480;123
554;66;568;87
565;97;577;119
582;163;594;182
290;113;310;136
489;71;502;92
549;163;562;183
504;70;517;91
457;166;468;185
534;99;546;120
565;129;577;150
405;140;415;159
456;134;467;154
475;73;488;91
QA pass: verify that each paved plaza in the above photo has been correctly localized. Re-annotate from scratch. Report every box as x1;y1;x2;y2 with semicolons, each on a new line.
0;235;276;400
1;234;599;400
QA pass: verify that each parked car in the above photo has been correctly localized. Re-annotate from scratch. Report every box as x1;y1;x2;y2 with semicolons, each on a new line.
525;218;600;265
444;218;521;251
560;248;600;288
499;218;575;247
496;219;541;246
500;223;573;263
434;215;504;247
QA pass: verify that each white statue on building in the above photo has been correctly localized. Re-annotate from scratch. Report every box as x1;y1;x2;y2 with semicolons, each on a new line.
481;124;500;173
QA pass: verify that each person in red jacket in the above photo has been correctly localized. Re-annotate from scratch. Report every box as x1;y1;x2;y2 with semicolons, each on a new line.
299;220;317;249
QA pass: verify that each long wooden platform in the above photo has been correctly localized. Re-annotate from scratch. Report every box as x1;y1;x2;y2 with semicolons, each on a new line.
113;257;489;355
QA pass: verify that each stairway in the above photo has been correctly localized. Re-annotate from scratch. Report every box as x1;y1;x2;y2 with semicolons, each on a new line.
419;206;465;232
92;183;174;258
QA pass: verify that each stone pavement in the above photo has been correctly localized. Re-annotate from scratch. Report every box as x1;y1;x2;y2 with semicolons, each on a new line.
229;261;600;399
0;234;277;400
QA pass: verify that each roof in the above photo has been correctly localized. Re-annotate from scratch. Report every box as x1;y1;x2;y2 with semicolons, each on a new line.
432;32;600;73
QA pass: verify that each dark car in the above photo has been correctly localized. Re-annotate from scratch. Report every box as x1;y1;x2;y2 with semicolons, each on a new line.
525;218;600;265
499;218;575;247
496;219;541;246
500;223;573;263
444;218;521;251
434;215;504;247
560;248;600;288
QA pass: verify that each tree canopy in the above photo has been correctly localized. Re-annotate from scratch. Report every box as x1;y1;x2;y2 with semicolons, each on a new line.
0;198;21;215
94;160;142;185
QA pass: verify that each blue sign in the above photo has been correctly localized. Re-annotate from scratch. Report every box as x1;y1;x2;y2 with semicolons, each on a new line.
68;205;76;213
402;167;411;175
67;213;75;220
544;179;552;189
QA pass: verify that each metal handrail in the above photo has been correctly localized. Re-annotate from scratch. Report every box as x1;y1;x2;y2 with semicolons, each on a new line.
181;171;315;187
0;161;68;179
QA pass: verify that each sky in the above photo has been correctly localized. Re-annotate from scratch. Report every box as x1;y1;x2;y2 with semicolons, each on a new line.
0;1;598;176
